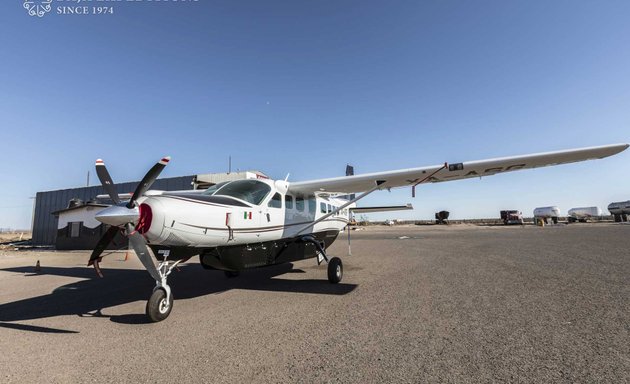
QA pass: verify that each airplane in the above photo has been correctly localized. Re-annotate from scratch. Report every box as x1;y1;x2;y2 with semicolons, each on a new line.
88;143;628;322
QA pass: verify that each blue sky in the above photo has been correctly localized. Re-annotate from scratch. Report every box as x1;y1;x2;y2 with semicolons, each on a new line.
1;1;629;229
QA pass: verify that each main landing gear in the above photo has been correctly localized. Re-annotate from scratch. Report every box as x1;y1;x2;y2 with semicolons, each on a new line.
327;257;343;284
301;235;343;284
145;257;184;323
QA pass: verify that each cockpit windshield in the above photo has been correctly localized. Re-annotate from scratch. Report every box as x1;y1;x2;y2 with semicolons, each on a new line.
202;181;229;196
203;179;271;205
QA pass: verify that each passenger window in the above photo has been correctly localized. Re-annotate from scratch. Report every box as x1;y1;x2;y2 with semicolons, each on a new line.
268;193;282;208
296;196;304;211
308;197;316;213
320;202;327;214
327;204;332;213
285;195;293;209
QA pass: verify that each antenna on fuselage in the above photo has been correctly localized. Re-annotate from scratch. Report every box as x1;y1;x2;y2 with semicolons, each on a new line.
228;155;231;174
284;173;290;181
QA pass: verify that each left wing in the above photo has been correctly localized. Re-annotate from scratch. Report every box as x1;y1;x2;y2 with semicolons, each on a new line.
288;143;628;195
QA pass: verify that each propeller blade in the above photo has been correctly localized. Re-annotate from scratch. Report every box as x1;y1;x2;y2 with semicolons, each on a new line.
88;226;120;266
128;156;170;208
95;159;120;204
126;223;161;282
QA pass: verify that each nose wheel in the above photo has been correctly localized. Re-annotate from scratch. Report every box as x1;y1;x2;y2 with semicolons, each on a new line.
146;288;173;322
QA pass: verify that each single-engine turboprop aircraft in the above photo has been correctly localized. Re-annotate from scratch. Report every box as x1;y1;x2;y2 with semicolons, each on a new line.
89;143;628;322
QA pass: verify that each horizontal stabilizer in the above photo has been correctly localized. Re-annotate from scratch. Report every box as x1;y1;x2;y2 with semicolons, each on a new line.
350;204;413;213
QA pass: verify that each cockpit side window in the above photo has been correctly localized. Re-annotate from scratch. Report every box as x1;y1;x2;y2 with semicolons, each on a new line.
268;193;282;208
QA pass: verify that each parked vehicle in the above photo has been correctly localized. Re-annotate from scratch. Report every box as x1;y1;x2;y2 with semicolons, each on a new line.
608;201;630;222
534;206;561;224
500;210;524;225
567;207;602;223
435;211;449;225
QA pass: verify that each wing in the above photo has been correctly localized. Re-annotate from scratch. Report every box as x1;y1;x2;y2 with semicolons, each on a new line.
288;143;628;195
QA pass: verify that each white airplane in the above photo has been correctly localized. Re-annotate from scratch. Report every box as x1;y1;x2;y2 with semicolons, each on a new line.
89;143;628;322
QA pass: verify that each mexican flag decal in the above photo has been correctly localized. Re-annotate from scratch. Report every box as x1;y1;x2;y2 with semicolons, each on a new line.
243;211;253;220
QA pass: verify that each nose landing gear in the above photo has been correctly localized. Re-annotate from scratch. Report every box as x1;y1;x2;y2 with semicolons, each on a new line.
145;254;184;323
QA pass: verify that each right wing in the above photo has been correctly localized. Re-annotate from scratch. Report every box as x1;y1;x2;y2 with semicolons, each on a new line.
288;143;628;195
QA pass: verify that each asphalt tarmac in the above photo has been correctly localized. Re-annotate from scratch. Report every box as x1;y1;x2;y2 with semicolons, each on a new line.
1;224;628;383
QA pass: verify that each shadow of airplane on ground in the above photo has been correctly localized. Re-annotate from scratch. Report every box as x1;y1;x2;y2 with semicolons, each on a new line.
0;262;357;332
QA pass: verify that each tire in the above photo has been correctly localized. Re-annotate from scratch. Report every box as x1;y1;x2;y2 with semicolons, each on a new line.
327;257;343;284
224;270;240;278
146;289;173;323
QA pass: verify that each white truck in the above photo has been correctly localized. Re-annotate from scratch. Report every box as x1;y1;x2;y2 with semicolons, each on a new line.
567;206;602;223
534;206;561;224
608;201;630;222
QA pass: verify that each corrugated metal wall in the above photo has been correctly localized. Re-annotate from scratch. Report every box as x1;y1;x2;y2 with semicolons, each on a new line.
32;176;195;245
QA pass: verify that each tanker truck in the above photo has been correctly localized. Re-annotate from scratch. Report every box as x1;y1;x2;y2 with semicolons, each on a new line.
534;206;561;224
608;201;630;222
567;206;602;223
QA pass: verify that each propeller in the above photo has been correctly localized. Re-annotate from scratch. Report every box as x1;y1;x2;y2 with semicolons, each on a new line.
88;156;170;276
95;159;120;204
128;157;170;208
126;223;161;282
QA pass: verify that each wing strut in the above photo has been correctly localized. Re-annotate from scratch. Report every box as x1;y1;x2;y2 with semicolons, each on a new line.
411;162;447;198
295;180;386;236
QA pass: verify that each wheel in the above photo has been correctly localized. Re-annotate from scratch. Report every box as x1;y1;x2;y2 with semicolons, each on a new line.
327;257;343;284
146;288;173;322
224;270;240;278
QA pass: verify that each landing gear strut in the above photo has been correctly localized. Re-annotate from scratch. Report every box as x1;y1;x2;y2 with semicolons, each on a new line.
146;256;183;323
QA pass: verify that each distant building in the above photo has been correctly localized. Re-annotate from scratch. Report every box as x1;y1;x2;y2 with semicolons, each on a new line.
32;170;267;248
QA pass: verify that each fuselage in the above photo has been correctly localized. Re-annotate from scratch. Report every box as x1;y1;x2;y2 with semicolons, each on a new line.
139;178;353;249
